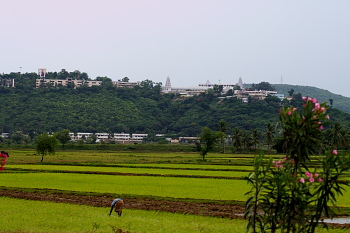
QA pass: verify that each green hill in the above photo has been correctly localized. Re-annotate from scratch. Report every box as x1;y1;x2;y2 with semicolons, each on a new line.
273;84;350;113
1;71;350;138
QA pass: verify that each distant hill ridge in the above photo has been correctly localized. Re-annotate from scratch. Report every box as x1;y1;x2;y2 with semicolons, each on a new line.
273;84;350;113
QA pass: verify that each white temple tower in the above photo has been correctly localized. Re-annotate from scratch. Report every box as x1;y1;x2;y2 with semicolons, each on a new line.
164;76;172;93
237;77;244;89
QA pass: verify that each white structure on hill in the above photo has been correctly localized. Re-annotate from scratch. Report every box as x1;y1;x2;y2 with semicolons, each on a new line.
161;77;239;96
69;132;148;143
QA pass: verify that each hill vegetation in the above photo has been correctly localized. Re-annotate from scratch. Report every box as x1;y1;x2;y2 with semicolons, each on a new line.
1;71;350;141
274;84;350;113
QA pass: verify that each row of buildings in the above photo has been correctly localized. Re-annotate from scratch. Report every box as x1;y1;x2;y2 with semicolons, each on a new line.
35;78;141;89
3;68;284;101
162;76;284;102
69;132;148;143
35;76;284;101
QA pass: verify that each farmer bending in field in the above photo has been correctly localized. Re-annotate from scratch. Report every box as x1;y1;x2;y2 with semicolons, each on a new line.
0;151;9;171
109;198;124;216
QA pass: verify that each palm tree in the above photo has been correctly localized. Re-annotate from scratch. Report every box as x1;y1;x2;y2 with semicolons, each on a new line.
266;123;275;152
242;131;253;153
217;120;230;154
232;127;244;153
251;129;261;151
328;123;350;150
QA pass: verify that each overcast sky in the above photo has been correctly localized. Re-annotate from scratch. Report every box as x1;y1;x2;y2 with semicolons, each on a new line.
1;0;350;97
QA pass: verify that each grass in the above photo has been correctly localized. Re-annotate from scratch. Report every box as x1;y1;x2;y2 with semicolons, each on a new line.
0;172;248;201
3;149;350;232
0;196;245;233
0;197;348;233
7;164;250;178
5;149;259;165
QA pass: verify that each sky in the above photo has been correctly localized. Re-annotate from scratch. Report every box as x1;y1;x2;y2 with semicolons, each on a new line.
1;0;350;97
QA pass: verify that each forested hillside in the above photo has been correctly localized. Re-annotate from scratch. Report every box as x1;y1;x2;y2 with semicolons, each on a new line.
1;71;350;139
0;85;283;137
274;84;350;113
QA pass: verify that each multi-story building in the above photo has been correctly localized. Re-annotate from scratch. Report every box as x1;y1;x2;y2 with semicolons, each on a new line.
36;78;102;88
162;77;237;96
0;77;15;87
69;132;148;143
112;81;141;88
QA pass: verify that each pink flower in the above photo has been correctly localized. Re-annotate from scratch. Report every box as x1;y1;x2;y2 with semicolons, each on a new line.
308;97;313;102
319;125;324;130
315;103;320;109
333;150;338;155
312;98;318;103
305;171;312;178
310;177;315;183
318;178;323;182
288;111;292;115
293;107;297;111
314;173;319;177
321;107;326;112
326;115;330;119
300;178;305;183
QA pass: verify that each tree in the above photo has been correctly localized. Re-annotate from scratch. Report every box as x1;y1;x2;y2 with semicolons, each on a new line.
35;133;58;162
254;82;275;91
199;127;221;160
251;129;261;151
213;85;223;93
54;129;71;148
242;131;253;153
246;97;350;232
226;89;234;96
329;98;333;107
122;77;129;82
96;76;113;87
217;120;230;154
325;123;350;150
288;88;294;97
232;127;244;153
265;123;275;152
